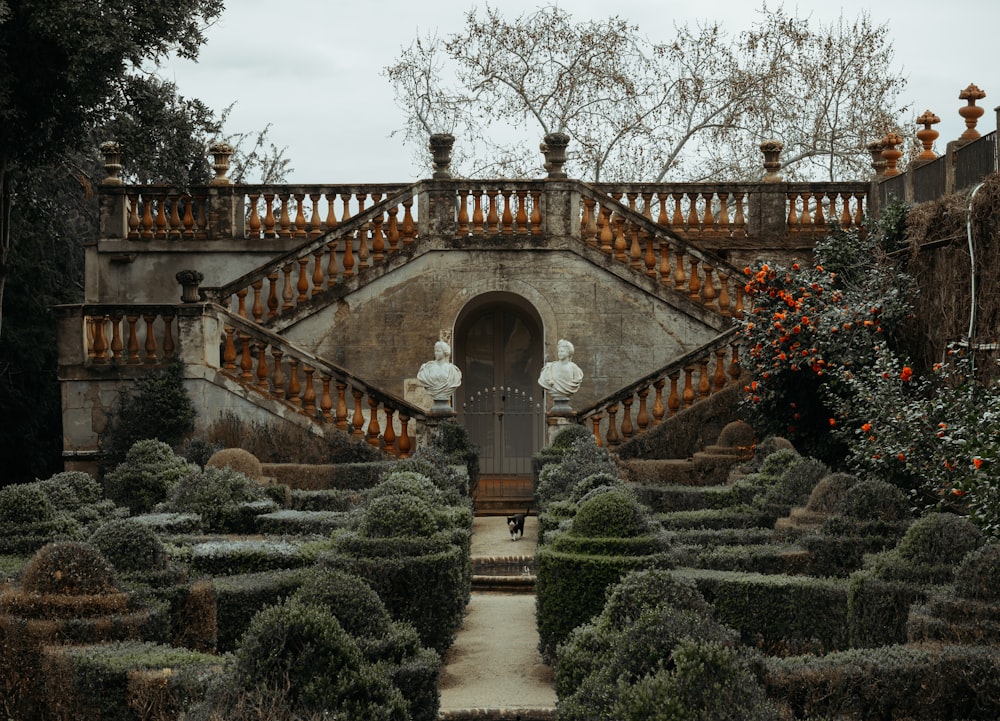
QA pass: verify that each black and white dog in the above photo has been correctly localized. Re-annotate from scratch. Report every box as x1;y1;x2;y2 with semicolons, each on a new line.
507;510;528;541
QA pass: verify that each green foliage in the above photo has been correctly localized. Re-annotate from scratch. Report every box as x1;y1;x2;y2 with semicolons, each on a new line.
569;471;626;504
893;512;984;566
359;493;439;538
536;435;618;507
36;471;104;508
103;439;198;514
805;472;858;513
572;489;649;538
88;518;167;574
230;598;407;719
833;478;911;523
99;360;196;473
212;568;305;653
0;483;56;524
426;419;479;485
953;542;1000;602
164;465;268;532
19;541;118;595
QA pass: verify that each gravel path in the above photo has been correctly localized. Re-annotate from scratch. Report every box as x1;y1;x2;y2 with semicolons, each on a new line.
438;516;556;711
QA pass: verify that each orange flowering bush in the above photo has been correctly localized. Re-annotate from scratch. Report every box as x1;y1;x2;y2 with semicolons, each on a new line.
737;228;914;462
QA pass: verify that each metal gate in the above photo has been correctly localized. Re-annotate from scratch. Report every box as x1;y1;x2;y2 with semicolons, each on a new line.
463;384;542;477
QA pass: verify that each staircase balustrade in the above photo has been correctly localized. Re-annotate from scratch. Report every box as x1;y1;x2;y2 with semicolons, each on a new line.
575;329;743;449
83;306;177;366
455;182;546;237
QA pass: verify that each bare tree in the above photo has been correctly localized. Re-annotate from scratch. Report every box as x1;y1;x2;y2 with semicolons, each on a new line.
385;4;908;182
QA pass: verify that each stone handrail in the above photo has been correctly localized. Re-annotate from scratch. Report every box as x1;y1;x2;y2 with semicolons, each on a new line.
574;327;743;449
81;304;179;367
578;184;747;320
201;185;419;324
216;307;426;457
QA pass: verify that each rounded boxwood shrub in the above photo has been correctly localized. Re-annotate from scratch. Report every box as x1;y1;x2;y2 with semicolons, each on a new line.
536;435;618;507
569;472;626;504
359;493;438;538
953;542;1000;602
0;483;56;524
19;541;118;596
89;518;167;574
894;512;983;565
572;490;648;538
835;478;911;522
601;569;713;627
294;568;394;639
806;472;858;513
757;457;829;510
369;471;447;506
230;598;407;719
104;439;198;514
164;465;267;531
37;471;104;509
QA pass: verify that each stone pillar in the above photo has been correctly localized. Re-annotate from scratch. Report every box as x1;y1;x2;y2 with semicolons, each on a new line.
98;141;128;240
539;133;578;240
418;134;458;238
749;141;786;240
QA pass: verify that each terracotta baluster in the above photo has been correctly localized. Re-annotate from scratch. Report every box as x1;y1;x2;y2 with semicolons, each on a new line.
700;192;715;235
734;284;745;319
701;264;717;309
382;407;396;456
141;195;154;239
154;195;168;240
325;193;339;230
239;334;253;382
501;190;514;234
282;264;295;309
351;389;365;436
530;190;542;235
958;83;986;141
302;366;316;416
367;396;381;446
293;258;309;303
277;193;292;238
733;192;746;238
853;192;865;227
636;387;650;432
233;288;246;318
335;382;348;430
223;326;237;369
340;193;353;226
605;404;620;448
457;190;470;236
287;357;301;406
251;279;264;322
620;396;634;440
598;205;614;254
342;232;355;278
92;316;109;364
730;344;742;383
262;193;276;238
387;206;400;251
126;315;141;364
325;242;338;288
813;192;827;231
581;196;597;246
697;358;711;398
652;379;665;425
397;413;412;458
472;192;484;235
659;240;671;286
127;194;141;239
839;191;852;228
655;193;669;228
591;414;604;448
644;237;656;278
266;272;279;319
682;366;695;407
716;192;730;237
613;213;627;262
109;312;124;364
356;224;370;271
271;346;285;400
168;195;182;239
182;195;195;239
714;348;728;391
162;314;174;359
515;190;528;233
143;314;158;364
717;271;731;317
688;258;701;301
256;342;270;391
674;249;686;290
686;192;699;232
786;192;800;231
487;190;500;235
667;371;680;417
309;193;323;237
312;248;325;295
320;375;333;422
371;214;385;263
293;193;308;236
800;191;813;231
671;193;684;229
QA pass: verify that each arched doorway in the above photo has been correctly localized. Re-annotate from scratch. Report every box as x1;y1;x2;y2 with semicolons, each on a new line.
455;294;544;511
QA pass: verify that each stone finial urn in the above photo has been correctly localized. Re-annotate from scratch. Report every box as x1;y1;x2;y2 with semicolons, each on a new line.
916;110;941;160
958;83;987;141
759;140;783;182
541;132;570;178
866;138;889;177
99;140;123;186
428;133;455;179
208;142;233;185
176;270;205;303
881;133;903;177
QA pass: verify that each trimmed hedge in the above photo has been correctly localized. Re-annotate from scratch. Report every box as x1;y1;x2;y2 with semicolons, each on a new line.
691;543;811;576
765;643;1000;720
187;539;314;576
847;574;926;648
256;509;357;535
41;641;220;721
674;568;850;655
212;568;306;652
633;483;737;513
535;546;674;661
289;488;366;512
654;506;775;531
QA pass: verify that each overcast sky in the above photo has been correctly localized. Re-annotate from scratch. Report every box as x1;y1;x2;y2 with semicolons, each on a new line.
158;0;999;183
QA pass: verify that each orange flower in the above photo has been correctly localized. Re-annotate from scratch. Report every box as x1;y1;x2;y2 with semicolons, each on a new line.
828;418;836;427
861;422;872;432
900;367;913;382
897;452;906;462
952;488;967;497
974;458;983;470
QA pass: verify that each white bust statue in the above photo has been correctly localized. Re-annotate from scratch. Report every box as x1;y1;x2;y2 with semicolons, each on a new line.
417;340;463;404
538;339;584;399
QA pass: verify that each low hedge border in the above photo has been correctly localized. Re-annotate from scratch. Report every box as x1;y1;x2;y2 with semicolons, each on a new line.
289;488;366;511
687;543;811;576
633;484;737;513
186;538;315;576
847;573;930;648
212;567;306;652
255;509;358;535
654;506;775;531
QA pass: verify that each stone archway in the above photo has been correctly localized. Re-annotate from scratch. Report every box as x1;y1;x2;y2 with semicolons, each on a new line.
454;293;544;511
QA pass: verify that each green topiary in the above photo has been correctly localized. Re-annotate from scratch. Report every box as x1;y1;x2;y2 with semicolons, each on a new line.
230;598;407;718
894;513;984;566
369;471;447;506
758;448;802;478
0;483;56;524
19;541;118;596
103;439;198;514
88;518;167;574
427;419;479;485
755;457;829;510
294;568;394;639
359;493;438;538
600;569;713;628
569;472;626;504
572;490;649;538
36;471;104;509
551;424;593;451
163;465;267;531
806;472;859;513
835;478;911;522
536;435;617;507
953;542;1000;602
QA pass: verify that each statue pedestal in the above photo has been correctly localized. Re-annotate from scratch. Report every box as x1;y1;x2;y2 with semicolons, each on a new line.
548;397;573;415
429;398;455;414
